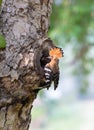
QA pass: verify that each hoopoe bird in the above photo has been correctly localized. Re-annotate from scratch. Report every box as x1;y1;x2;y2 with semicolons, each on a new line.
44;47;64;90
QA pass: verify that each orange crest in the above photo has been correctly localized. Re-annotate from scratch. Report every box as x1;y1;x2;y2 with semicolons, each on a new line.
49;48;63;59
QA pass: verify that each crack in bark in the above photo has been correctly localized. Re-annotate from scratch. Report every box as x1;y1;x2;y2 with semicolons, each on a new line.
4;106;8;127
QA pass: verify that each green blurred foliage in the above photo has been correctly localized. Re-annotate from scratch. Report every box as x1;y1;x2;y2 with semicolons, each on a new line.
0;0;2;6
49;0;94;43
49;0;94;94
0;35;6;49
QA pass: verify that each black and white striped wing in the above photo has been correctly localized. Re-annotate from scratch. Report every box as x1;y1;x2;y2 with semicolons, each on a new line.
44;66;52;89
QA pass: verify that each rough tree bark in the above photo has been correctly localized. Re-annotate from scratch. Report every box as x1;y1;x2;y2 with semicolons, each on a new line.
0;0;53;130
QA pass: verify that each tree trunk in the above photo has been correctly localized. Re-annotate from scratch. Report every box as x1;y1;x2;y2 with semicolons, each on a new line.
0;0;53;130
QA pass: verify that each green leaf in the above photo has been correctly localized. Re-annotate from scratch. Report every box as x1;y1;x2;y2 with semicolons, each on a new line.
0;35;6;49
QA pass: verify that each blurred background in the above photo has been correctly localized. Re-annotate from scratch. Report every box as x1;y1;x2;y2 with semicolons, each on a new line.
29;0;94;130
